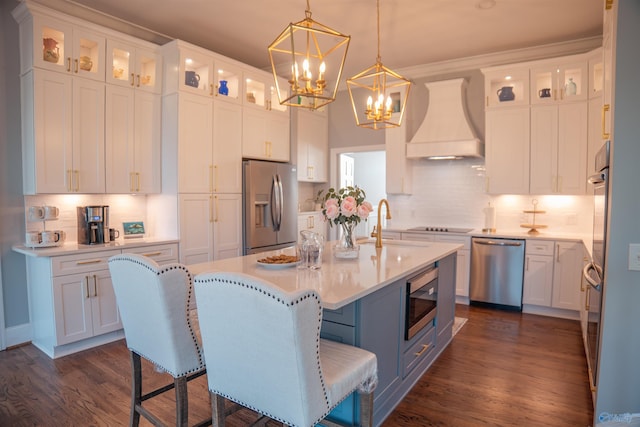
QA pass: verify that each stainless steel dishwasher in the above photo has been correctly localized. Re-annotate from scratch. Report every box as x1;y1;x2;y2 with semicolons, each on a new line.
470;237;525;310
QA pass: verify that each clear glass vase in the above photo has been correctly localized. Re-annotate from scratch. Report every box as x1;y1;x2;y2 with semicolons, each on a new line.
334;222;359;259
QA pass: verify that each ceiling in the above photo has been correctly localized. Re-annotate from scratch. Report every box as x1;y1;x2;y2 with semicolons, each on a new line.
52;0;603;78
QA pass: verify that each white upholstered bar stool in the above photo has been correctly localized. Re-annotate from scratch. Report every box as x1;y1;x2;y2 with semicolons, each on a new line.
108;254;209;427
194;271;378;427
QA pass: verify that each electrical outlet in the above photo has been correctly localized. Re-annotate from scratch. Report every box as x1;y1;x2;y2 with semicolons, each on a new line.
629;244;640;271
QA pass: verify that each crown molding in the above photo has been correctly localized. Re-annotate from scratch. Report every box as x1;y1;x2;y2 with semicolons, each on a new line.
398;36;603;80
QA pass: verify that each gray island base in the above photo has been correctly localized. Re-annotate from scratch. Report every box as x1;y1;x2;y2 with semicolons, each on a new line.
191;239;460;426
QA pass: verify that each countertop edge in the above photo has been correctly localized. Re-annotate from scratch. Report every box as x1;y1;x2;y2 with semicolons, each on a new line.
12;238;180;257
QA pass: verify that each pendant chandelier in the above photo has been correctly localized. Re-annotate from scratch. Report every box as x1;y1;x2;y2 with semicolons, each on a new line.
268;0;350;110
347;0;411;129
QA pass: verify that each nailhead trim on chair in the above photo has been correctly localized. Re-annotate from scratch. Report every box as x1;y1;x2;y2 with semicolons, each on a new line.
109;255;205;377
198;275;341;427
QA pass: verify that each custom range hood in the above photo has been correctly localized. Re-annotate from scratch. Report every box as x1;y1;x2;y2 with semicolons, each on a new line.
407;78;483;160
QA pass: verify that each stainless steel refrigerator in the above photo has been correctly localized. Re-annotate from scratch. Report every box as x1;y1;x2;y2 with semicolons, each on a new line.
243;160;298;254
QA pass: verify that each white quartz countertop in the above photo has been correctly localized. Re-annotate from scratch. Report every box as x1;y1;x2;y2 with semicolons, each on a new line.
12;238;179;257
190;239;462;310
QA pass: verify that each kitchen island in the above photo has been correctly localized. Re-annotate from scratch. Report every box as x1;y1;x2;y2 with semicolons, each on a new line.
190;239;461;426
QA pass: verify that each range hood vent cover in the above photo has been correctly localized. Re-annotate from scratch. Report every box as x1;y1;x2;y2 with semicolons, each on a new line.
407;78;483;159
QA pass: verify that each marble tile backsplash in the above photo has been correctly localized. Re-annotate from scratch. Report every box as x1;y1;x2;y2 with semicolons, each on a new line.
385;159;594;236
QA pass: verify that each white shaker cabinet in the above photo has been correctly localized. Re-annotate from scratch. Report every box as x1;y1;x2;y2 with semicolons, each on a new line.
105;85;161;194
530;103;588;195
484;107;530;194
242;70;290;162
22;243;178;358
175;93;242;194
212;101;243;193
296;109;328;183
22;69;105;194
551;241;583;311
178;193;242;265
242;107;290;162
523;240;555;306
297;212;327;243
53;267;119;346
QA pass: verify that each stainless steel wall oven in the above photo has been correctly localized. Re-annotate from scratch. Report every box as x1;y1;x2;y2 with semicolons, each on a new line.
405;265;438;340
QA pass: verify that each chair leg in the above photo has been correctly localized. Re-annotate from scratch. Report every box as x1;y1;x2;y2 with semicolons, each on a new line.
175;376;189;427
211;392;226;427
130;352;142;427
358;391;374;427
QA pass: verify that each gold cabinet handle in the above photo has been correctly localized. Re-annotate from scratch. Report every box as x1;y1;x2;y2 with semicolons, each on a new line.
605;0;614;10
93;275;98;297
77;259;102;265
130;72;135;87
414;344;430;357
136;74;140;87
142;251;162;257
209;195;214;223
66;169;72;192
209;83;214;97
602;104;610;139
214;195;219;223
74;58;79;73
66;57;71;72
136;172;141;192
74;170;79;192
556;244;560;263
307;165;314;179
209;165;213;193
85;276;90;298
214;165;218;193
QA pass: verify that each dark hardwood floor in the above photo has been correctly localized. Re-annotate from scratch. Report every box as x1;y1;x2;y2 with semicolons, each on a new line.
0;304;593;426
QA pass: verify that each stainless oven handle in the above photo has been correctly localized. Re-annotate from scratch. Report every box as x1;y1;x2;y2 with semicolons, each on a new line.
588;172;606;185
582;262;602;291
408;267;438;293
475;239;523;247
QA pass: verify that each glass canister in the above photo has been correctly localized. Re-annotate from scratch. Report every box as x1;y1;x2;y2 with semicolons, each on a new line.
298;230;324;269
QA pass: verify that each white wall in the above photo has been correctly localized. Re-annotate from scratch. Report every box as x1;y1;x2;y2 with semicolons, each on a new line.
0;0;30;337
595;0;640;417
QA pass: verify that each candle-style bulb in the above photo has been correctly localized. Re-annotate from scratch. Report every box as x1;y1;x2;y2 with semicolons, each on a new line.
319;62;326;80
366;96;373;110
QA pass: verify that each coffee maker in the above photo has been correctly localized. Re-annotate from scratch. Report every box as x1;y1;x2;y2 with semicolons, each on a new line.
77;206;110;244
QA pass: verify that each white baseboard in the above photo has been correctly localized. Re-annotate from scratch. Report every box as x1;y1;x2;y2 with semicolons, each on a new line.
4;323;32;348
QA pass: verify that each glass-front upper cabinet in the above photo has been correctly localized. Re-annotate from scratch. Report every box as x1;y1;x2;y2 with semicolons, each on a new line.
244;70;288;113
32;15;105;81
530;59;588;104
481;66;529;108
106;40;161;93
213;58;242;103
179;48;213;96
588;48;603;99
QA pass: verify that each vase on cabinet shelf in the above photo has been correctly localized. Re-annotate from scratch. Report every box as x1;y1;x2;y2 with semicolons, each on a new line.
334;222;359;259
565;78;577;96
218;80;229;96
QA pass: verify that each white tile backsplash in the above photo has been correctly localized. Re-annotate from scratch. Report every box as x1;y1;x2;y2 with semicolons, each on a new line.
24;194;148;243
386;159;594;235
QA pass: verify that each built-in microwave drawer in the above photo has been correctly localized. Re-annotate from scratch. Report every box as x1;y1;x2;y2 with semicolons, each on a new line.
403;325;436;378
526;239;554;256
